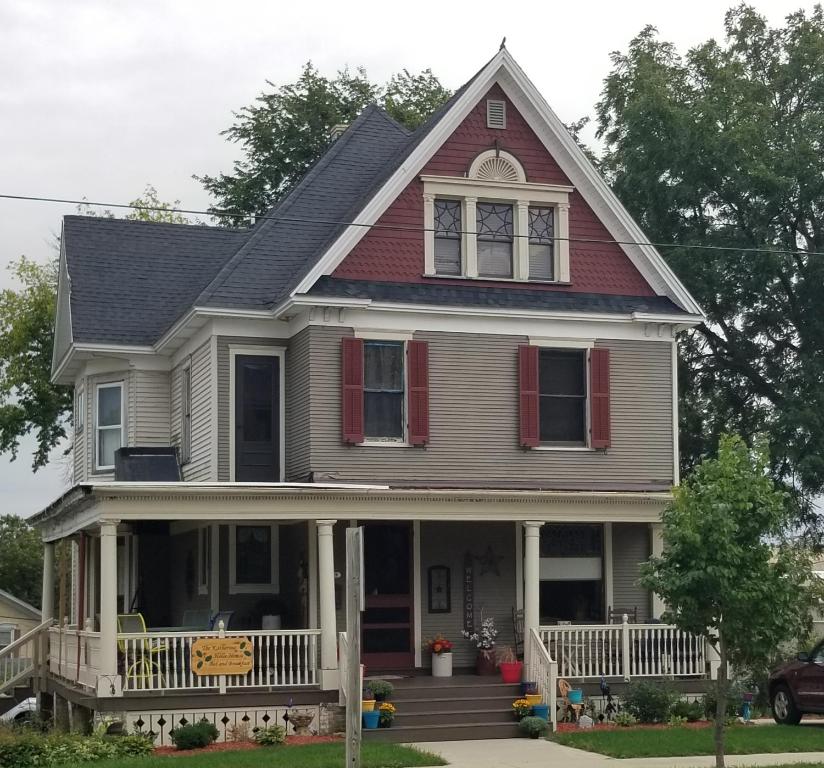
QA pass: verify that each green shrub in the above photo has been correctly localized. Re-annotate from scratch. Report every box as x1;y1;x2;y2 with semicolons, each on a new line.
0;729;153;767
671;698;704;722
703;681;744;719
614;710;637;727
369;680;394;699
253;725;286;746
518;716;548;738
622;680;678;723
170;719;219;750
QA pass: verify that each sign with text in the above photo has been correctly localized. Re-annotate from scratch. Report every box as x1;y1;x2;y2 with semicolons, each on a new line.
191;637;253;676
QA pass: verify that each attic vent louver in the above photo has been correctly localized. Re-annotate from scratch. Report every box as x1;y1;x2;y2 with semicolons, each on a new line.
486;99;506;129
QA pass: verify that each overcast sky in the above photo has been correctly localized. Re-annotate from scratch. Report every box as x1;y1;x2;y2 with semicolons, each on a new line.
0;0;809;518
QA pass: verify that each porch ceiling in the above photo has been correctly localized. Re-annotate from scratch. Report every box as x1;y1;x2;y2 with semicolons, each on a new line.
30;482;670;541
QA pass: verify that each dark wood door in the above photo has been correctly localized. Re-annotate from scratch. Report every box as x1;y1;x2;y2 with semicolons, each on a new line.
234;355;279;482
361;523;414;670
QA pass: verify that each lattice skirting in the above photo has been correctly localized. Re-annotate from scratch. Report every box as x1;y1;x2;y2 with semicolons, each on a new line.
99;705;326;746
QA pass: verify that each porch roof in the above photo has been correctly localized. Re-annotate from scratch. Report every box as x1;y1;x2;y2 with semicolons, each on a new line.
29;481;671;542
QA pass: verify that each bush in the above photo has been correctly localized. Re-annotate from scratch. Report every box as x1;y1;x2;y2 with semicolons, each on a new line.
369;680;394;700
703;681;744;719
0;729;153;767
170;719;219;750
518;716;548;738
614;711;637;727
253;725;286;746
671;698;704;722
622;680;678;723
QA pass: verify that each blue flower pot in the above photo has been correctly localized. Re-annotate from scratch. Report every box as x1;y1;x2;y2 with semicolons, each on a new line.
362;710;381;729
532;704;550;720
568;689;583;705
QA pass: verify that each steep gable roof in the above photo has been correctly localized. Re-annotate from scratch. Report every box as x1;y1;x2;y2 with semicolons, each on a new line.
0;588;40;620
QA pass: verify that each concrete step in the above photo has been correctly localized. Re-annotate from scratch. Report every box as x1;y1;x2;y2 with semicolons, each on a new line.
394;708;513;727
364;720;521;742
385;694;518;713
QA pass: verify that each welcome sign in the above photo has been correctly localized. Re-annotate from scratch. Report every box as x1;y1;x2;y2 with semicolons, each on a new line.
191;637;254;676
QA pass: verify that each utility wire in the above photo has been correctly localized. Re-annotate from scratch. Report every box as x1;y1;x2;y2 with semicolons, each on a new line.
0;192;818;258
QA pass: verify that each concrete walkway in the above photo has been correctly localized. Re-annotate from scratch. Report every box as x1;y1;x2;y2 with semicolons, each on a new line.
411;739;824;768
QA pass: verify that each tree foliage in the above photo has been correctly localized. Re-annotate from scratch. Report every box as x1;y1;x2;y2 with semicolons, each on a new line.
596;5;824;524
0;514;43;608
641;434;814;767
197;62;451;222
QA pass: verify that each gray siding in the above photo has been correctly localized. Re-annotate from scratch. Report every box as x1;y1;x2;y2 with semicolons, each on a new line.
172;340;213;481
73;377;87;483
612;523;651;621
306;327;674;488
286;329;311;481
130;370;170;446
83;370;130;481
216;336;288;482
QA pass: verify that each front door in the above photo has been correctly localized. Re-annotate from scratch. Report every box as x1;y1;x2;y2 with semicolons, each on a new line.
234;355;280;482
361;523;414;670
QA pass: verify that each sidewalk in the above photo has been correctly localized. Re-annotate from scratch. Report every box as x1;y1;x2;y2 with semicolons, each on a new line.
412;739;824;768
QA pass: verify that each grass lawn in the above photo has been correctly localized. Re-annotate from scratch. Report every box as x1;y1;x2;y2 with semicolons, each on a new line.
553;724;824;758
62;743;444;768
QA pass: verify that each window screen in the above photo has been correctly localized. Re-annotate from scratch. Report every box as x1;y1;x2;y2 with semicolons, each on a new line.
539;349;587;443
529;206;554;280
364;341;404;439
434;199;461;275
476;203;513;278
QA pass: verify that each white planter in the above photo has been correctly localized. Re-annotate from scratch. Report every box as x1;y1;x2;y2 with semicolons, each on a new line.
432;652;453;677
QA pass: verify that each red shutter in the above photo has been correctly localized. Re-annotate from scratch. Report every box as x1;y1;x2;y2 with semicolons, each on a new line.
590;347;611;449
518;345;540;448
407;340;429;446
341;337;364;444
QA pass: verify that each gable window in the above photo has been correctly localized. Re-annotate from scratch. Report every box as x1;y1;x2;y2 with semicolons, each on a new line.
528;206;554;280
539;349;587;445
95;382;123;471
180;365;192;464
476;203;514;278
229;524;279;594
364;340;405;441
433;199;462;275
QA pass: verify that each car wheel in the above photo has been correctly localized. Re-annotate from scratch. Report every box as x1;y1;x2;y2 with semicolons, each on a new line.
772;684;802;725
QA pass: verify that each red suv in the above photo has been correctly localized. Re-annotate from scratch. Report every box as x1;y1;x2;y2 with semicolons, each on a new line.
769;641;824;724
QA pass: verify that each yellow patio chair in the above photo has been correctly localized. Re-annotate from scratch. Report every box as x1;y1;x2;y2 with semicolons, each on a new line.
117;613;166;689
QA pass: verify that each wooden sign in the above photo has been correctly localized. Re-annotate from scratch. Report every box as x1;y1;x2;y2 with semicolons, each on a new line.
191;637;253;676
462;551;474;633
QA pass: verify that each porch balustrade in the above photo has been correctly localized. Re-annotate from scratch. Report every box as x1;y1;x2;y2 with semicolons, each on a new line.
539;617;706;680
525;628;558;731
48;621;101;692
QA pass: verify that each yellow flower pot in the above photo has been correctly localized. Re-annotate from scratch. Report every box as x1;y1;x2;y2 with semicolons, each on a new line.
525;693;543;707
362;699;376;712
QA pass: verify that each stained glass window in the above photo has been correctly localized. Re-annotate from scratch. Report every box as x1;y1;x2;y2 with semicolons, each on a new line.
476;203;513;278
434;199;461;275
529;206;555;280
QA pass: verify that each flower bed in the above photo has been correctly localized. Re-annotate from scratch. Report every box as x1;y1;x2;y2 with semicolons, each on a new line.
153;734;343;756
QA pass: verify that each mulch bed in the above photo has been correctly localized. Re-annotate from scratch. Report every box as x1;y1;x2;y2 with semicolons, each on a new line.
556;721;712;733
154;734;343;756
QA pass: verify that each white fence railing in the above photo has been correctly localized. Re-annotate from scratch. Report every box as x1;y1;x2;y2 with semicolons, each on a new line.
118;628;320;693
539;618;705;680
526;628;557;732
1;619;52;694
49;620;101;692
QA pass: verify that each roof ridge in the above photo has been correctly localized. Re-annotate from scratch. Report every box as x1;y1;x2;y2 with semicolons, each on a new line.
63;214;247;233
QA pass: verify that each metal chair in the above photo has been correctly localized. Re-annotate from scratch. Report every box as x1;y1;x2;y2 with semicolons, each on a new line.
210;610;234;631
181;609;212;630
117;613;166;688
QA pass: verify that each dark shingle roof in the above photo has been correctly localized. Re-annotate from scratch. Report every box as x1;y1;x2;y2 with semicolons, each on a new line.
63;216;246;345
308;277;689;315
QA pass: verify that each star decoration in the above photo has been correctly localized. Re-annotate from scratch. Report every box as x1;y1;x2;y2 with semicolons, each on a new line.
476;546;504;577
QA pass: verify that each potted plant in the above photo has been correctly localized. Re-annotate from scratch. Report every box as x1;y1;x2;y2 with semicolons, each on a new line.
369;680;394;702
521;681;538;696
462;616;498;675
362;687;376;712
519;715;548;739
498;646;523;684
427;634;454;677
512;698;532;720
378;702;396;728
362;710;380;729
288;709;315;736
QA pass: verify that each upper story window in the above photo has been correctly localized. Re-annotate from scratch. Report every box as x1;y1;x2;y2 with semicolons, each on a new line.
180;365;192;464
95;382;123;471
364;340;405;441
539;349;587;445
423;149;572;283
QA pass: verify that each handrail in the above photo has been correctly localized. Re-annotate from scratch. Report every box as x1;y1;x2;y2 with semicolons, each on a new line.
0;618;54;695
0;619;53;658
526;628;558;732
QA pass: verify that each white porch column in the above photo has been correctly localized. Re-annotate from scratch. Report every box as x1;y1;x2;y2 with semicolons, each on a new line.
523;521;543;667
650;522;665;620
41;542;55;622
98;521;122;697
317;520;338;690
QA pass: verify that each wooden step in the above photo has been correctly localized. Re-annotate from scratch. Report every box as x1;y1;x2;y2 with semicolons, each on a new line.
389;683;521;700
385;694;518;713
394;708;513;726
364;720;521;742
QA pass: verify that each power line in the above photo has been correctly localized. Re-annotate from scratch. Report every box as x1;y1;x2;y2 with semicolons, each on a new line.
0;192;818;258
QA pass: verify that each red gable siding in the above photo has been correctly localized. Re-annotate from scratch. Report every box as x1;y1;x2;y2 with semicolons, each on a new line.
333;85;654;297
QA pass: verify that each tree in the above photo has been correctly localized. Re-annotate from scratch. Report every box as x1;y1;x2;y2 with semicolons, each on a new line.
596;6;824;527
0;185;189;469
640;434;813;768
197;62;451;222
0;514;43;608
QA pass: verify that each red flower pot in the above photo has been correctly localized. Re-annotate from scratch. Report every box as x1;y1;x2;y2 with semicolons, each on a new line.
499;661;523;684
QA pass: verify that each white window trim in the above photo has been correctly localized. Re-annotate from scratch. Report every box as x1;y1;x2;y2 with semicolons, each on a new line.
361;336;410;447
197;525;211;596
229;523;279;594
180;363;192;465
422;175;572;283
94;381;124;472
75;386;85;434
228;345;286;482
535;346;593;450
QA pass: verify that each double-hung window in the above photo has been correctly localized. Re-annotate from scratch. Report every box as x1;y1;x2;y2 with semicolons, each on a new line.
180;366;192;464
364;340;405;441
0;624;15;650
539;349;587;445
229;524;278;594
95;382;123;471
476;203;514;278
433;199;462;275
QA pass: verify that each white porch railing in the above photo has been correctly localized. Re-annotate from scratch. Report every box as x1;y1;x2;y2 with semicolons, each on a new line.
525;628;557;732
1;619;52;694
539;618;706;680
48;620;101;692
118;628;320;693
